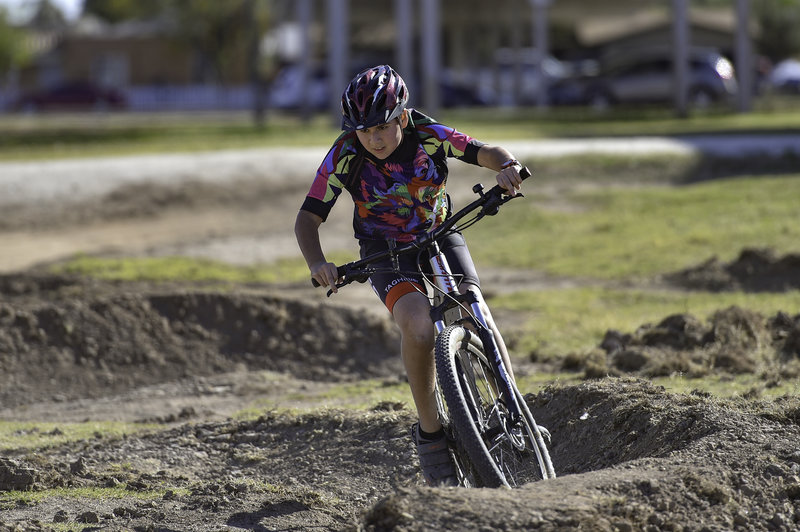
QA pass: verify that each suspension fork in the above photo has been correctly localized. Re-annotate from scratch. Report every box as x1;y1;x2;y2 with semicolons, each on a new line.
427;241;459;334
427;242;523;420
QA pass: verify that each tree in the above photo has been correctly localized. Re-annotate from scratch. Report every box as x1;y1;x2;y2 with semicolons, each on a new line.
28;0;67;30
83;0;269;85
167;0;273;127
82;0;273;124
755;0;800;61
0;8;26;79
167;0;250;83
82;0;163;23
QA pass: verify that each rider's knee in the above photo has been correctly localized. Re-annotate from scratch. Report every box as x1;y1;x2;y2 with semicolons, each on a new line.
393;295;434;344
400;315;434;349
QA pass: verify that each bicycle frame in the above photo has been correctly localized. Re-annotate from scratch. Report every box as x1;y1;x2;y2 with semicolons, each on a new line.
424;239;524;423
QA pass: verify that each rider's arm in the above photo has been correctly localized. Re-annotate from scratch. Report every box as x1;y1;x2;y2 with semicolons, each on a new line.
476;145;524;196
294;210;340;292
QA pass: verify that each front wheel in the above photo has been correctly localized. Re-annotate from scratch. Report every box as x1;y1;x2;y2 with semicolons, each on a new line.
434;324;555;487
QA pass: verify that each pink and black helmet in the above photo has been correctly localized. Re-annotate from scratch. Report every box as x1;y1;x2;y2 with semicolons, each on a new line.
341;65;409;131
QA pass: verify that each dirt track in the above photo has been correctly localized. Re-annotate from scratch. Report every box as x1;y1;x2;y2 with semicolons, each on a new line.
1;147;800;531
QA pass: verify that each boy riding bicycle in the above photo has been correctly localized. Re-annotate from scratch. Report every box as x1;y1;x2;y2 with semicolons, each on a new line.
294;65;526;487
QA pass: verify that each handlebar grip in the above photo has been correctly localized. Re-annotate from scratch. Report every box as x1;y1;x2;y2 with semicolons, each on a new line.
311;265;346;288
520;166;532;180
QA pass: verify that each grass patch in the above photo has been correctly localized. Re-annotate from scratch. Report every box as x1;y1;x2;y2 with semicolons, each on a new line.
470;174;800;279
50;254;315;284
49;173;800;286
236;378;413;418
0;112;339;160
652;373;800;399
442;104;800;140
525;151;800;184
0;421;157;452
0;486;185;507
491;285;800;358
1;105;799;161
306;380;412;411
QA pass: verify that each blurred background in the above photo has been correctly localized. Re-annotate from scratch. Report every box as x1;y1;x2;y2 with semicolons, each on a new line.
0;0;799;125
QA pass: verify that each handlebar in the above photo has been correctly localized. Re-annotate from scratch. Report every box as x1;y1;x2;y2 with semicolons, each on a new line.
312;166;532;290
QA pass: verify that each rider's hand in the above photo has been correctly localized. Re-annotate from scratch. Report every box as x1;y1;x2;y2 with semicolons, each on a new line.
496;162;523;196
310;261;340;293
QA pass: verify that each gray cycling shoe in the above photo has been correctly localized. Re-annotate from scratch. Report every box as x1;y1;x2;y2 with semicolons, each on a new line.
411;423;458;487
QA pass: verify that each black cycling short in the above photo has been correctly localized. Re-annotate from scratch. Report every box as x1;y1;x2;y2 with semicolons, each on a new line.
359;231;480;313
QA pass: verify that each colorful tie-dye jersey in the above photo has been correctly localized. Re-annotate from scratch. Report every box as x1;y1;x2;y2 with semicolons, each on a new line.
300;110;484;243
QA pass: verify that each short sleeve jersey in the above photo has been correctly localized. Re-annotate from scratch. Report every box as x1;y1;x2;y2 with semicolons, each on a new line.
300;109;484;243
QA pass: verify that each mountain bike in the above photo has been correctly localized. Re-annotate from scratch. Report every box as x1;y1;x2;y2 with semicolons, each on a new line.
313;167;556;487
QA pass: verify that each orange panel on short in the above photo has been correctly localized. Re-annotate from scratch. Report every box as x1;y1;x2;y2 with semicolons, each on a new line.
385;281;426;314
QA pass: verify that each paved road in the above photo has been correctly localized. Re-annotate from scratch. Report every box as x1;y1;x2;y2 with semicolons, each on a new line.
1;134;798;206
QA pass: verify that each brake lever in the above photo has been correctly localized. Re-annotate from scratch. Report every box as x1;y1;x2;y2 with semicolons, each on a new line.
313;269;372;297
485;189;524;215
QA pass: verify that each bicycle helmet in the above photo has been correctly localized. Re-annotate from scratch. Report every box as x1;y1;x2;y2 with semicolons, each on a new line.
341;65;409;131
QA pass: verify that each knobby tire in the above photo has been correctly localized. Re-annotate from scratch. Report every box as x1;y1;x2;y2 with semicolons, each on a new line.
435;323;555;488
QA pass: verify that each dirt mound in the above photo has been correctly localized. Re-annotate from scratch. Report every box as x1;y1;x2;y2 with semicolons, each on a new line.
359;380;800;531
2;272;800;530
0;273;402;409
569;306;800;383
665;248;800;292
3;380;799;531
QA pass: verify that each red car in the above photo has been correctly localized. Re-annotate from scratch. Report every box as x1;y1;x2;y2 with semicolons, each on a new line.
14;82;127;111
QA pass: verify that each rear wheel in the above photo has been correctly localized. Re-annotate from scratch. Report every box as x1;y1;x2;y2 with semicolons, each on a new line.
435;323;555;487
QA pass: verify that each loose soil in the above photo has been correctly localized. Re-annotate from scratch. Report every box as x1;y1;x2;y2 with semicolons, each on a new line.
1;154;800;531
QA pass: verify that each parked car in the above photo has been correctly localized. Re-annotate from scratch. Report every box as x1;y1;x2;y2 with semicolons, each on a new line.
767;58;800;95
563;49;738;109
475;48;570;106
439;69;488;107
14;82;127;112
268;64;329;110
269;64;488;111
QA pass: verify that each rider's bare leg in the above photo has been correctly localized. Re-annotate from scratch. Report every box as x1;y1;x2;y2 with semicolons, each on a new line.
391;290;440;433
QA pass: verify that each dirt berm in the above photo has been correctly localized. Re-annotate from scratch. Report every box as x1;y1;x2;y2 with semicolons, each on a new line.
1;272;799;531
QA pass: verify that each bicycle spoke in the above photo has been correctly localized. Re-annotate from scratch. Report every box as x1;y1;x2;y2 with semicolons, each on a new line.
436;323;553;488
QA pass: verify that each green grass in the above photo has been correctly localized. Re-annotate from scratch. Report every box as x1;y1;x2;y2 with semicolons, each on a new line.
52;254;315;284
469;174;800;279
652;372;800;399
445;102;800;140
235;378;414;418
489;285;800;358
0;421;158;451
526;151;800;185
1;104;799;160
53;174;800;286
0;486;182;505
525;372;800;400
0;112;340;160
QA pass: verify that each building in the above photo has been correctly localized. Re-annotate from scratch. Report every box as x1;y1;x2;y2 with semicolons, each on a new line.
5;0;752;112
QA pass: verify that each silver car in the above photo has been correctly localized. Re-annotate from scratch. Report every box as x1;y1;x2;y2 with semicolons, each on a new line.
582;49;738;109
